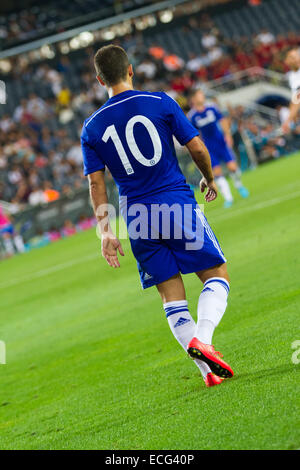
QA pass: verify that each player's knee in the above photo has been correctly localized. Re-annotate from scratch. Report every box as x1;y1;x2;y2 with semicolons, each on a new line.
211;263;230;283
219;263;230;283
227;161;237;172
213;167;222;177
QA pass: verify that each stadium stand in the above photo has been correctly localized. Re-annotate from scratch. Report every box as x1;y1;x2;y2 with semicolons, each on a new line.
0;0;155;51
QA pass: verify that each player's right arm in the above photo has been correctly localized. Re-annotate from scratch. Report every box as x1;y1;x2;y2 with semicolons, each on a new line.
282;98;300;133
220;116;233;148
81;124;124;268
185;137;218;202
88;170;124;268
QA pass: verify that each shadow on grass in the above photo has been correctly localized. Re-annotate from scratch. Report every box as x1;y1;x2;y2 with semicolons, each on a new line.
230;362;300;382
175;362;299;396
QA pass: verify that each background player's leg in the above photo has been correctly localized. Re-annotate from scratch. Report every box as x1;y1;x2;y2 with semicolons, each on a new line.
13;233;25;253
157;274;212;380
213;165;233;207
227;160;249;198
194;263;230;345
2;233;15;257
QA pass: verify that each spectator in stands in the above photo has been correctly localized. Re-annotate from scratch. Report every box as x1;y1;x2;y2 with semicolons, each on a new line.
61;219;76;237
136;58;157;79
255;29;275;45
43;181;60;203
27;93;49;120
57;85;72;108
202;31;218;49
0;114;14;132
28;185;47;206
66;142;83;166
163;53;185;72
148;44;165;60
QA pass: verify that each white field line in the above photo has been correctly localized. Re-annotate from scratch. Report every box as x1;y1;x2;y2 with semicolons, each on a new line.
209;189;300;223
1;188;300;290
0;253;97;290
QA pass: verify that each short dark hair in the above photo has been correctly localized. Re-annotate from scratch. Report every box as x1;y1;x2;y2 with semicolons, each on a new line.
94;45;129;86
190;88;204;99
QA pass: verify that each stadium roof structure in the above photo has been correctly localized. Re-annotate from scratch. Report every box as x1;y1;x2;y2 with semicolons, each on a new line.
0;0;187;58
0;0;243;59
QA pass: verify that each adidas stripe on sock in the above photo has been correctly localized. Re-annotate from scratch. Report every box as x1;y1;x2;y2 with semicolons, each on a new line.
163;300;211;379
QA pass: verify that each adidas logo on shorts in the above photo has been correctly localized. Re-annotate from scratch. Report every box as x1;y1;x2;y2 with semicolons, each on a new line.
144;272;153;281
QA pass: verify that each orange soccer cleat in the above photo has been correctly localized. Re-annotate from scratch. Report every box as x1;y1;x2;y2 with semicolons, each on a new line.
188;337;234;378
204;373;224;387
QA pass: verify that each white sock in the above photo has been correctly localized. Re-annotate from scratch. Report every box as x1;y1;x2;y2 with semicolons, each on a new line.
230;169;243;189
195;278;230;345
3;237;14;255
163;300;211;379
215;176;233;202
13;235;25;253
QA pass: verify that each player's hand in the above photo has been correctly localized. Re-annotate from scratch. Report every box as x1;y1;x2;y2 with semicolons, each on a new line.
200;177;218;202
101;232;124;268
225;134;233;148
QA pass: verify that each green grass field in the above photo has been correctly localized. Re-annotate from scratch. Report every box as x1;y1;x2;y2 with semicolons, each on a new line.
0;153;300;450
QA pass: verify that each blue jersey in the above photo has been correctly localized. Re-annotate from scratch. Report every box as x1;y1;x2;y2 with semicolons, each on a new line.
81;90;198;202
188;104;226;150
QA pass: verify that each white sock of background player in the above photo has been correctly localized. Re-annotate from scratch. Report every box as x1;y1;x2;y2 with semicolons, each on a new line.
215;175;233;203
3;237;14;256
229;168;243;190
14;234;25;253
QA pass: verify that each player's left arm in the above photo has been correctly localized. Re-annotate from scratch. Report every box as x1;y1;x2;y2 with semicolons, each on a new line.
163;94;218;202
88;170;124;268
186;137;218;203
220;116;233;148
282;96;300;133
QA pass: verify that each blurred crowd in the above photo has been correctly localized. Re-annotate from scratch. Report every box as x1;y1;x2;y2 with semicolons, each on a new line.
0;115;87;210
0;9;300;212
226;105;298;164
0;203;97;258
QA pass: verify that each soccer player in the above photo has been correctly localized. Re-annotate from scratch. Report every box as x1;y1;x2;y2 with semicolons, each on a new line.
282;47;300;134
188;89;249;208
0;205;24;257
81;45;234;387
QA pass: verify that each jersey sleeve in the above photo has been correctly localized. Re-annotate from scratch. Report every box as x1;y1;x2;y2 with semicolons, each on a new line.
211;104;224;121
288;72;300;95
162;93;199;145
81;124;105;176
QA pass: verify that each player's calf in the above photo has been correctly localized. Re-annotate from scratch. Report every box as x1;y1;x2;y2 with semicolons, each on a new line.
158;274;214;383
190;266;234;378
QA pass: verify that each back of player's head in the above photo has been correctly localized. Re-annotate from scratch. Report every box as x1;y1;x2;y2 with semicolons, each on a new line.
94;45;130;86
190;89;205;106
